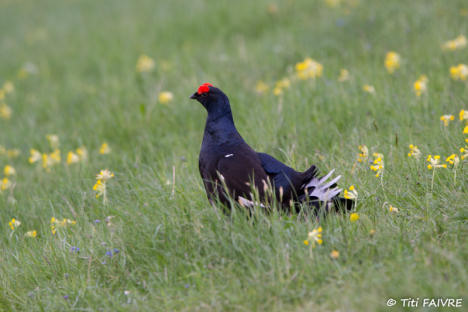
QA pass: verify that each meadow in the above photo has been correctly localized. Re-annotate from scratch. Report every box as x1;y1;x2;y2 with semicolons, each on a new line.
0;0;467;311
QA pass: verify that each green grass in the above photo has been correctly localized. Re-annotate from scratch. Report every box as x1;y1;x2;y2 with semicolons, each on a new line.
0;0;467;310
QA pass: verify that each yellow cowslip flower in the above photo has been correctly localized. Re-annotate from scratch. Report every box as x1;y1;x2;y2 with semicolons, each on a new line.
349;212;359;222
357;145;368;162
4;165;16;176
136;54;155;73
96;169;114;181
362;84;375;94
66;151;80;165
158;91;173;104
413;75;428;96
25;230;37;238
426;155;447;170
93;179;105;198
450;64;468;80
273;78;290;96
464;126;468;134
344;185;358;200
49;149;61;164
29;149;42;164
389;205;399;213
460;109;468;121
330;250;340;259
305;226;323;248
50;216;76;234
8;218;21;230
370;153;384;177
99;142;111;154
440;115;454;126
46;134;59;149
338;69;350;82
255;80;269;94
460;147;468;160
295;57;323;80
408;144;421;159
2;81;14;94
446;154;460;167
0;103;12;119
303;240;309;246
442;35;467;51
1;177;12;191
76;147;88;161
384;51;400;74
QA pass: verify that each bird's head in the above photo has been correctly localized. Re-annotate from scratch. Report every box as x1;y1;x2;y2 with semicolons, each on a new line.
190;83;231;114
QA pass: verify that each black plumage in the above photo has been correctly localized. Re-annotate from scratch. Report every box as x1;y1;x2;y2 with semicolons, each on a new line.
190;83;353;213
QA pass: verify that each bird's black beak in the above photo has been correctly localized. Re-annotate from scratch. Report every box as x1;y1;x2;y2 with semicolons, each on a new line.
190;92;198;100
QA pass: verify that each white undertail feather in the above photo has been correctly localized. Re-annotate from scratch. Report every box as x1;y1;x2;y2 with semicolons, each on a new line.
304;169;342;202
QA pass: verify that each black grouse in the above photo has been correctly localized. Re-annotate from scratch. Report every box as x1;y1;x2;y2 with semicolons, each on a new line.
190;83;353;213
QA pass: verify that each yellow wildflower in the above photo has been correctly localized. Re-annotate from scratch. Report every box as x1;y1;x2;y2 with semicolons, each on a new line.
306;226;323;247
362;84;375;94
76;147;88;161
255;80;269;94
426;155;447;170
349;212;359;222
93;179;105;198
344;185;358;200
49;149;61;164
384;51;400;74
464;126;468;134
99;142;111;154
389;205;399;213
446;154;460;167
66;151;80;165
8;218;21;230
46;134;59;149
158;91;173;104
442;35;467;51
408;144;421;159
0;103;12;119
4;165;16;176
303;240;309;246
357;145;368;162
460;147;468;160
25;230;37;238
460;109;468;121
338;69;350;82
1;177;12;191
273;78;290;96
450;64;468;80
330;250;340;259
29;149;42;164
96;169;114;181
2;81;14;94
136;54;155;72
370;153;384;177
413;75;428;96
295;58;323;80
440;115;454;126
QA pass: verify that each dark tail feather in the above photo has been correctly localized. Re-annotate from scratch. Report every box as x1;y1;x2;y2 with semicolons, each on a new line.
332;197;355;212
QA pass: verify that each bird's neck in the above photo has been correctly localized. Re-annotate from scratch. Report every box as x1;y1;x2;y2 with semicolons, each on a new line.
203;109;241;145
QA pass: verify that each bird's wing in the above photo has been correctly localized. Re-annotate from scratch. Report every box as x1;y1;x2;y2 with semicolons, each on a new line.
215;152;269;201
257;152;299;196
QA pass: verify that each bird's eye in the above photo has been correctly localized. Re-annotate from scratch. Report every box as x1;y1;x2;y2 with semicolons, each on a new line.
201;92;208;97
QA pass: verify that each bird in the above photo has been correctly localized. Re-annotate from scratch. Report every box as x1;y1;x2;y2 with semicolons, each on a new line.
190;82;354;214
